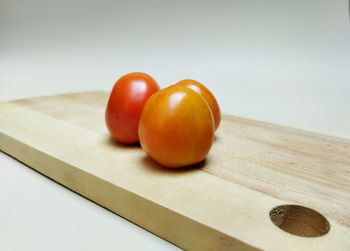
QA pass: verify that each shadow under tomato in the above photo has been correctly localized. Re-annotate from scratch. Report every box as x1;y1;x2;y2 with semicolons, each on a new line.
105;135;141;149
104;133;211;173
214;134;222;143
140;155;208;174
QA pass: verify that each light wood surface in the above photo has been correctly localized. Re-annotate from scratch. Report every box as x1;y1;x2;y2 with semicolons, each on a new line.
0;91;349;250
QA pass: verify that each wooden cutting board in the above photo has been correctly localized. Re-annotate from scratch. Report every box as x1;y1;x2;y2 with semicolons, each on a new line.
0;91;349;250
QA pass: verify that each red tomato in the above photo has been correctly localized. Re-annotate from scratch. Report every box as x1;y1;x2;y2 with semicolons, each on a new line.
176;79;221;130
138;86;215;168
105;72;160;144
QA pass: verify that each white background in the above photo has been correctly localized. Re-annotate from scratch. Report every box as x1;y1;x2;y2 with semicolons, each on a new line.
1;0;349;250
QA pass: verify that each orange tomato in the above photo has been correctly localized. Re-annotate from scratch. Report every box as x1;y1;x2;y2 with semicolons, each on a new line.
139;86;215;168
105;72;159;144
176;79;221;130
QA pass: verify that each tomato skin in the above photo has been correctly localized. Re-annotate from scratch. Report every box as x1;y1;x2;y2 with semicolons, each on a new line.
139;86;215;168
105;72;160;144
176;79;221;130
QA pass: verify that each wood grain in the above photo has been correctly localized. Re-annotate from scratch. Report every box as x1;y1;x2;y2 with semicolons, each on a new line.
0;91;349;250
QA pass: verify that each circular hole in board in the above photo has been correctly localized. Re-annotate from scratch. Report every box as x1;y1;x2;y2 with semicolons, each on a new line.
269;204;330;237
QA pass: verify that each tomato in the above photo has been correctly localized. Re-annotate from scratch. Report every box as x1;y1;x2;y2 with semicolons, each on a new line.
176;79;221;130
138;86;215;168
105;72;160;144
